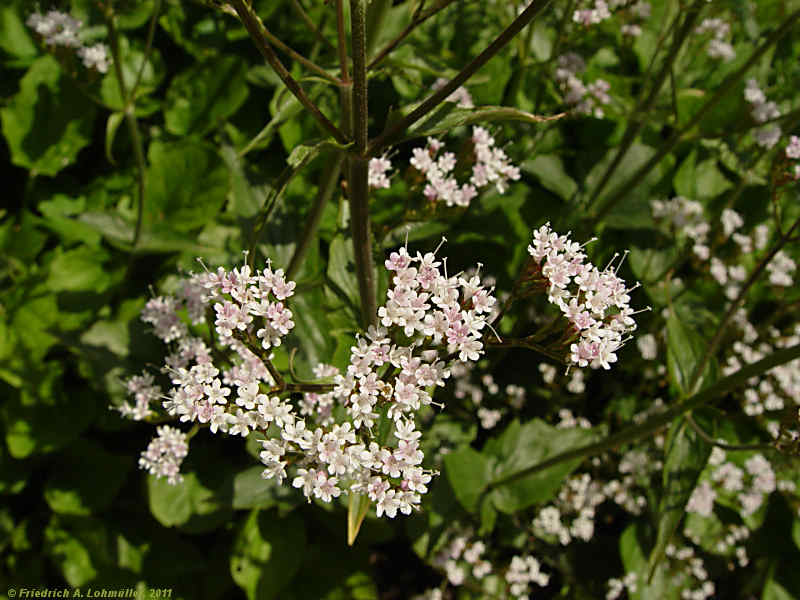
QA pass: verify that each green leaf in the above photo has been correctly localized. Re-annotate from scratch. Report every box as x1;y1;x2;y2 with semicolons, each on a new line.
666;304;714;396
44;439;131;515
232;466;297;510
230;509;307;600
647;419;711;580
164;55;249;136
443;446;492;513
99;37;165;115
587;143;674;230
327;235;362;314
486;419;605;513
78;211;223;254
146;139;229;232
348;493;372;545
105;112;124;164
147;471;231;531
522;154;578;201
45;246;113;293
0;5;38;62
619;522;681;600
1;55;95;176
395;104;564;142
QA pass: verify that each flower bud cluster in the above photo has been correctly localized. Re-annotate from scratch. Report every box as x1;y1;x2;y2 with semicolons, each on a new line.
27;10;110;73
620;2;651;37
744;79;782;149
692;447;786;519
695;18;735;62
450;361;526;430
527;223;640;370
786;135;800;179
651;196;711;259
433;77;474;108
606;573;638;600
532;473;605;545
138;426;189;485
555;54;611;118
409;127;521;207
663;544;715;600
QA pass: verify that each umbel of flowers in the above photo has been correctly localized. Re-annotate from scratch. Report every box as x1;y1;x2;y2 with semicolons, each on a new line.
121;243;499;519
522;223;640;370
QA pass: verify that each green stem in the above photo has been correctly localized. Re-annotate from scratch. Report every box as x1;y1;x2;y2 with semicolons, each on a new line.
336;0;350;83
287;153;345;279
589;8;800;225
485;342;800;492
348;0;377;327
367;0;554;155
685;414;772;452
290;0;335;51
124;0;162;114
106;6;147;252
230;0;347;143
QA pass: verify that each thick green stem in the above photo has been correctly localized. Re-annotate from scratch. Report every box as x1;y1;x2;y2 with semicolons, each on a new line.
287;153;345;279
348;0;378;327
590;8;800;225
367;0;554;155
485;343;800;492
230;0;347;143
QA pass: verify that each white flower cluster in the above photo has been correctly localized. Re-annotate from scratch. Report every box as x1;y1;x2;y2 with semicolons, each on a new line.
620;1;651;37
527;223;640;370
723;322;800;421
573;1;611;26
651;196;711;259
532;473;605;545
694;448;779;518
433;77;475;108
409;127;521;207
506;554;550;599
450;361;526;430
432;530;493;586
664;544;715;600
685;521;750;568
695;18;735;62
276;245;496;517
607;573;638;600
555;54;611;118
744;79;782;149
119;372;163;421
367;156;392;189
27;10;110;73
139;426;189;485
786;135;800;179
539;363;587;393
